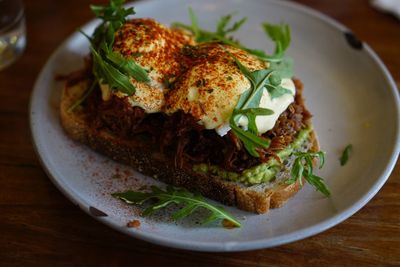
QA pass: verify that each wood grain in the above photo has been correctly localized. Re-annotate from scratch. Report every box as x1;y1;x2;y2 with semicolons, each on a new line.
0;0;399;266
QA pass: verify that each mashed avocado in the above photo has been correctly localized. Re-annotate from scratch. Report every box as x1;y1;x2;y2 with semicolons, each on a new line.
193;128;312;185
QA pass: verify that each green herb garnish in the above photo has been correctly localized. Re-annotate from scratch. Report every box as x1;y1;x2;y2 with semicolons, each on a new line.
340;144;353;166
172;8;246;44
287;151;330;197
173;8;291;62
84;0;150;95
262;23;291;60
223;48;293;157
113;186;241;228
225;51;273;156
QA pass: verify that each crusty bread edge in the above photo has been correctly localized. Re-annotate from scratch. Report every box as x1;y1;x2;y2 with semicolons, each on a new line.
60;81;319;214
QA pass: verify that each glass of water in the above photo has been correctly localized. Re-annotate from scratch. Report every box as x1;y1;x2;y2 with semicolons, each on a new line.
0;0;26;71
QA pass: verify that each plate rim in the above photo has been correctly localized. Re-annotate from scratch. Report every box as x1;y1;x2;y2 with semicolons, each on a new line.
29;0;400;252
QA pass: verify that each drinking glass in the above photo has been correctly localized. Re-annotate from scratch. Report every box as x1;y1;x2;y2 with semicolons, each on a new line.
0;0;26;70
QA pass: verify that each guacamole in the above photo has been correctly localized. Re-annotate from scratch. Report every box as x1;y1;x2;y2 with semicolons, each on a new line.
193;128;312;185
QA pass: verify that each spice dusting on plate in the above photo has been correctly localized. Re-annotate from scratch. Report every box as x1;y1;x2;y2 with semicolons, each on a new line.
127;219;141;228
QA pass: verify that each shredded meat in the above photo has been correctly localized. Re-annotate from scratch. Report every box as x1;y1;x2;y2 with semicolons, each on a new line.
86;90;164;143
263;79;312;150
81;78;310;173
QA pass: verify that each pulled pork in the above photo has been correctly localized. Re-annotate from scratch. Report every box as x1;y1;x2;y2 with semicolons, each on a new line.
83;79;311;173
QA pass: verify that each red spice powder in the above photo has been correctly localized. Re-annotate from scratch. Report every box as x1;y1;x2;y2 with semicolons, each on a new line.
127;219;141;228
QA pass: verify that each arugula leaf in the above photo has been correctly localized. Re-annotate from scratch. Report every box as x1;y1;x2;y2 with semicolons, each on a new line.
216;13;247;37
286;151;330;197
340;144;353;166
239;107;275;116
106;51;150;83
91;47;136;95
225;50;272;110
173;9;270;59
113;186;241;228
187;7;201;40
224;48;297;156
91;0;134;21
82;0;150;96
173;9;292;63
229;114;271;157
236;107;274;133
262;23;291;58
265;84;292;99
90;0;135;47
269;57;293;79
225;54;273;155
181;7;247;43
220;47;296;156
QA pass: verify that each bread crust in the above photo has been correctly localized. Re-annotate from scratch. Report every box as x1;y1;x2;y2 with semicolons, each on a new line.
60;81;319;214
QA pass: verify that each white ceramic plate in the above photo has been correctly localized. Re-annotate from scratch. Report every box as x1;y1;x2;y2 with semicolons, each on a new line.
30;0;400;251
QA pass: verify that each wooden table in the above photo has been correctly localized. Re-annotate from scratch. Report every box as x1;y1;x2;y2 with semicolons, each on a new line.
1;0;399;266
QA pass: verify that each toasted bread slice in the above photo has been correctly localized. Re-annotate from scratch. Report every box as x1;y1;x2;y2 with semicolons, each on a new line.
60;80;319;214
